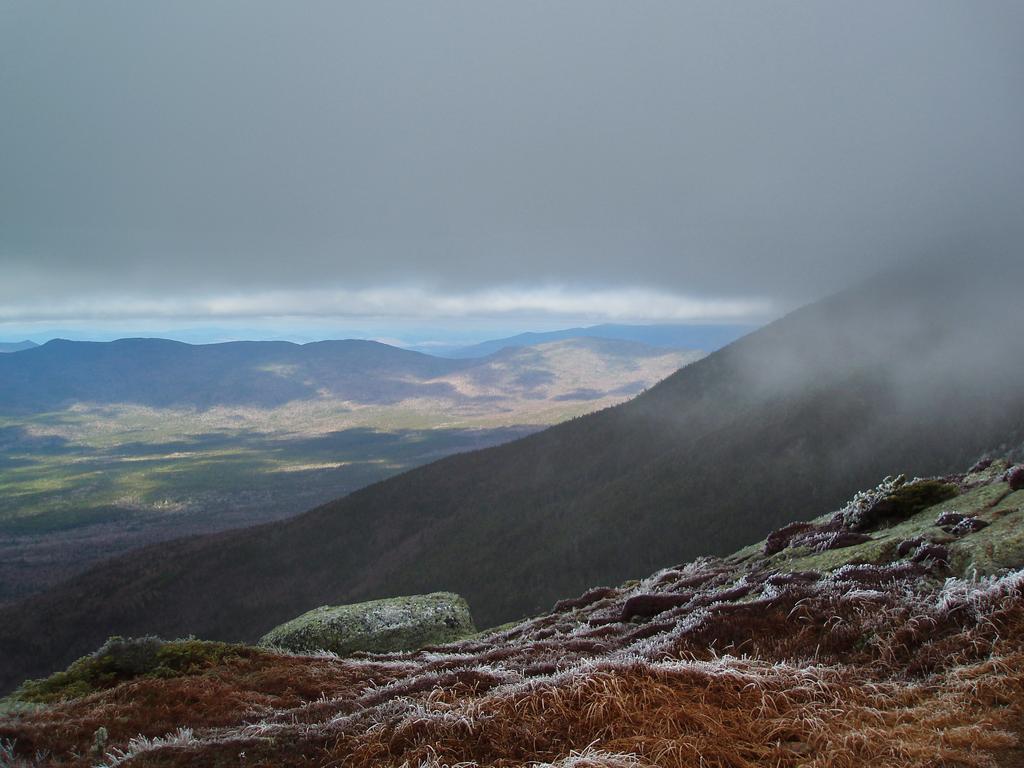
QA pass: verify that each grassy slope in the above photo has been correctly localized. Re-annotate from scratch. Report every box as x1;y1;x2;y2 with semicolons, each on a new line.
3;461;1024;766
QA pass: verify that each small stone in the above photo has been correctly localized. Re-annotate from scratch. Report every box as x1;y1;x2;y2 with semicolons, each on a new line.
935;511;965;528
911;544;950;567
1007;465;1024;491
619;593;692;622
969;458;994;473
896;537;926;557
951;516;989;535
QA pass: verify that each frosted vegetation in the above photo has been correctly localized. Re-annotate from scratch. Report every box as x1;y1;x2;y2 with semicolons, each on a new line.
3;458;1023;766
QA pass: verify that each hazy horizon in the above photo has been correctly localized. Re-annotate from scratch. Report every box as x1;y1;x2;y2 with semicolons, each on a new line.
0;319;759;351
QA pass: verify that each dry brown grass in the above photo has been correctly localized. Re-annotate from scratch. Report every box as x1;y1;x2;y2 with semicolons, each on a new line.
3;563;1021;768
5;468;1024;767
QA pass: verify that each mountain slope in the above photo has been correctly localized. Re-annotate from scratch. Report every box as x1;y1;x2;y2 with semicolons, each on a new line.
0;337;696;605
440;322;755;358
1;260;1023;693
4;459;1024;766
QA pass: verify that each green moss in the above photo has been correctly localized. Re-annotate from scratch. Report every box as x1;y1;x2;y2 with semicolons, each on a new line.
991;488;1024;515
9;636;247;705
962;460;1011;487
780;536;900;572
847;479;959;531
884;479;960;517
949;490;1024;577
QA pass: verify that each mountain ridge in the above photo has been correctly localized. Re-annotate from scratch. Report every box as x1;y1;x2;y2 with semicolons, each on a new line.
0;336;696;413
0;341;36;354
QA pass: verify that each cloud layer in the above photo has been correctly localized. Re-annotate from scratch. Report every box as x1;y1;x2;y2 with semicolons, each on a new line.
1;1;1021;326
0;286;774;324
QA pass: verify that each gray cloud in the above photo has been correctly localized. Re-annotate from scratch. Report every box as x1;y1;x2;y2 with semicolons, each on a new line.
1;1;1022;323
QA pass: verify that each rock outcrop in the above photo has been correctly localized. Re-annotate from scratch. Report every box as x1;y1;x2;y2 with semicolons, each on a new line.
258;592;476;656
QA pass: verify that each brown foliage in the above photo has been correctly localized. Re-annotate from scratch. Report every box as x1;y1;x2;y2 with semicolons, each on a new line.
6;464;1024;767
3;558;1024;768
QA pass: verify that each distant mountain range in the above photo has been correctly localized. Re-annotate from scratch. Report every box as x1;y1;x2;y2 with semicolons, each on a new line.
417;323;755;358
2;259;1021;692
0;338;469;412
0;340;36;354
0;323;753;357
0;336;700;414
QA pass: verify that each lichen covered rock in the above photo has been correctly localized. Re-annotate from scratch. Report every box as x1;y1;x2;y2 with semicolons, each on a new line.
258;592;476;655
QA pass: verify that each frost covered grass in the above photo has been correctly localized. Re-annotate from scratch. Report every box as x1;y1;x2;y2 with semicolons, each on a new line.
3;463;1024;766
6;567;1024;766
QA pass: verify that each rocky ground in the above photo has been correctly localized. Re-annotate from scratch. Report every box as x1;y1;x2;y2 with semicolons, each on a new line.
2;459;1023;767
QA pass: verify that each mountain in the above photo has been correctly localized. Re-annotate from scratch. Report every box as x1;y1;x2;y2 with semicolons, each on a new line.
429;323;756;358
1;259;1022;693
3;458;1023;766
0;336;697;606
0;338;471;412
0;336;697;414
437;337;704;407
0;341;36;354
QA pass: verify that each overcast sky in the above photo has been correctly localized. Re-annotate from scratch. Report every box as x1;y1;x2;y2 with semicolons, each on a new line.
1;1;1022;337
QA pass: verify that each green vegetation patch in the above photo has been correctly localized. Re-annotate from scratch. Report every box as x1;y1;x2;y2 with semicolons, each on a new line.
875;479;959;519
949;490;1024;576
764;481;1018;576
778;535;899;573
9;636;257;705
844;478;960;531
0;405;542;536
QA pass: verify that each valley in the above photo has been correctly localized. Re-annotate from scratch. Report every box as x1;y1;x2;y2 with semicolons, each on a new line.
0;336;700;604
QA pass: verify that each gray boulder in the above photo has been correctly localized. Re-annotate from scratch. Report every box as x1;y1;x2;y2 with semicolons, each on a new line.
258;592;476;655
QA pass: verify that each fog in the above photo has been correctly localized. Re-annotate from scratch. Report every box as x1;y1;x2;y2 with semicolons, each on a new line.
1;2;1022;329
643;251;1024;468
